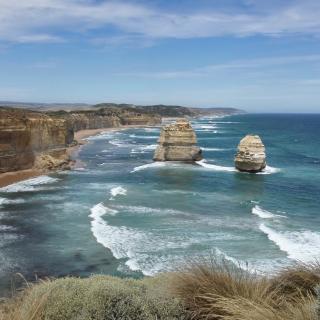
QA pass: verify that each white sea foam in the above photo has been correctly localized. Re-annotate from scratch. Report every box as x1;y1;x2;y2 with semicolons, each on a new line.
0;197;25;205
86;132;117;141
131;162;166;173
257;166;281;175
114;205;192;218
109;140;125;147
90;203;118;218
200;125;216;129
201;147;228;151
196;159;236;172
110;186;127;200
129;134;158;139
214;248;251;271
259;224;320;263
0;176;60;193
252;205;285;219
130;144;158;154
144;128;160;133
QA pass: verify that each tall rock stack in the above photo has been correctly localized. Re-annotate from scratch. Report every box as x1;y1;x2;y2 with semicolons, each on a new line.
153;118;202;162
234;135;266;172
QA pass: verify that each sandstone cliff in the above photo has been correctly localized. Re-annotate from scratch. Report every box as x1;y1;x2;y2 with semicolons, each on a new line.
234;135;266;172
0;108;72;173
0;106;161;174
153;119;202;162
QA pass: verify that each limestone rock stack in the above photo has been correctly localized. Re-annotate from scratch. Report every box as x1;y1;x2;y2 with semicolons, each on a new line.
234;135;266;172
153;119;202;162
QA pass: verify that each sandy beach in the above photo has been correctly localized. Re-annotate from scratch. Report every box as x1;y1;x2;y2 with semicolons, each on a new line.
0;124;158;188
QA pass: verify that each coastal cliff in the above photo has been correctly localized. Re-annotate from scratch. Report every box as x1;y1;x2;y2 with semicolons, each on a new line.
0;106;161;175
0;108;72;173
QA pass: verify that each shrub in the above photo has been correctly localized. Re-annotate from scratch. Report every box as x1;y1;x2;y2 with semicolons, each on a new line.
1;275;189;320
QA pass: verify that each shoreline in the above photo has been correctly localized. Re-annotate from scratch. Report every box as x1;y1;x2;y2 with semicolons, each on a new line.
0;124;158;188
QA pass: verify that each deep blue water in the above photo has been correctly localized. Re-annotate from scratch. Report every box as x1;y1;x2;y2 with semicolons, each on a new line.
0;113;319;294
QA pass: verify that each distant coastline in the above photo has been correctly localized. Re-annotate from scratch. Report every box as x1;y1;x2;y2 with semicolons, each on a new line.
0;103;242;188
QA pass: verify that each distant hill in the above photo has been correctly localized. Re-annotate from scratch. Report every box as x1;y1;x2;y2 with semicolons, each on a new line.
0;101;244;117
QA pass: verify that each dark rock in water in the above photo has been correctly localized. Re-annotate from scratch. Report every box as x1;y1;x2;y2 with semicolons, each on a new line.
153;118;202;162
235;135;266;172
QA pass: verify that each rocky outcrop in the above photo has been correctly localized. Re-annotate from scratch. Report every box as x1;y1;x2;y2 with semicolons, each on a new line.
153;119;202;162
234;135;266;172
0;108;73;173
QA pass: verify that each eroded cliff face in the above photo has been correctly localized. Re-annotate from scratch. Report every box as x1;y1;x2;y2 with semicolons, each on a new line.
0;108;73;173
63;108;161;131
0;106;161;174
153;118;202;162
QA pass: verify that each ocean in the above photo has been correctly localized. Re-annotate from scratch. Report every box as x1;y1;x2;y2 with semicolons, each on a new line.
0;113;319;294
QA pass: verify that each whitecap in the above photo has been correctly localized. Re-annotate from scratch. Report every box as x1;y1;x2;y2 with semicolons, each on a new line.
252;205;285;219
196;159;236;172
131;162;166;173
110;186;127;200
89;203;118;218
259;223;320;263
0;176;60;193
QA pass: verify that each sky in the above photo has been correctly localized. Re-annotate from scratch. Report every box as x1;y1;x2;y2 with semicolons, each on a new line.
1;0;320;112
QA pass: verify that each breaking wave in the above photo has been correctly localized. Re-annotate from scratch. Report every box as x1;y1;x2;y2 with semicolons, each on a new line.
259;224;320;263
131;162;166;173
196;159;236;172
257;166;281;175
0;176;60;193
110;186;127;200
252;205;286;219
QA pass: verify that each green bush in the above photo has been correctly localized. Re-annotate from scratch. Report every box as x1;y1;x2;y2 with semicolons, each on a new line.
8;275;189;320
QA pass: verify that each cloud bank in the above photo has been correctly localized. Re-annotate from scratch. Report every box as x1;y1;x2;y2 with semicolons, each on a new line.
1;0;320;43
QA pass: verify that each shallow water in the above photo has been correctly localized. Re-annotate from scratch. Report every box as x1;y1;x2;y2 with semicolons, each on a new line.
0;114;319;294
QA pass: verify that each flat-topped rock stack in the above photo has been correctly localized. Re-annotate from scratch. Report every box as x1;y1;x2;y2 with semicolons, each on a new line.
153;118;202;162
235;135;266;172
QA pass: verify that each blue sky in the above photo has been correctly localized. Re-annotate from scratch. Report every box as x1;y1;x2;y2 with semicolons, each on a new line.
1;0;320;112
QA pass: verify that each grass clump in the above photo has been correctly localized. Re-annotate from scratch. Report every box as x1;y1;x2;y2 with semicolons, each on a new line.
170;259;320;320
0;275;188;320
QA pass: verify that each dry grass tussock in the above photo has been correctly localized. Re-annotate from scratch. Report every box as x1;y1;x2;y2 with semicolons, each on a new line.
0;274;188;320
1;260;320;320
169;259;320;320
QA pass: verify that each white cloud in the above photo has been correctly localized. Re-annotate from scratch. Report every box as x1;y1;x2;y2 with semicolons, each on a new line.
113;54;320;79
1;0;320;43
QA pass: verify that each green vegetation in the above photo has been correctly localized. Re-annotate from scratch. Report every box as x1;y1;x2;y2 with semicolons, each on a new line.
1;261;319;320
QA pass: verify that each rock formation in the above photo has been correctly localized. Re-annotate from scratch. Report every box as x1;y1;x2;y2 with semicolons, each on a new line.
153;118;202;162
234;135;266;172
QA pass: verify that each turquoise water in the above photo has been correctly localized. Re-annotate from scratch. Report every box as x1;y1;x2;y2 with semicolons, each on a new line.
0;114;319;294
